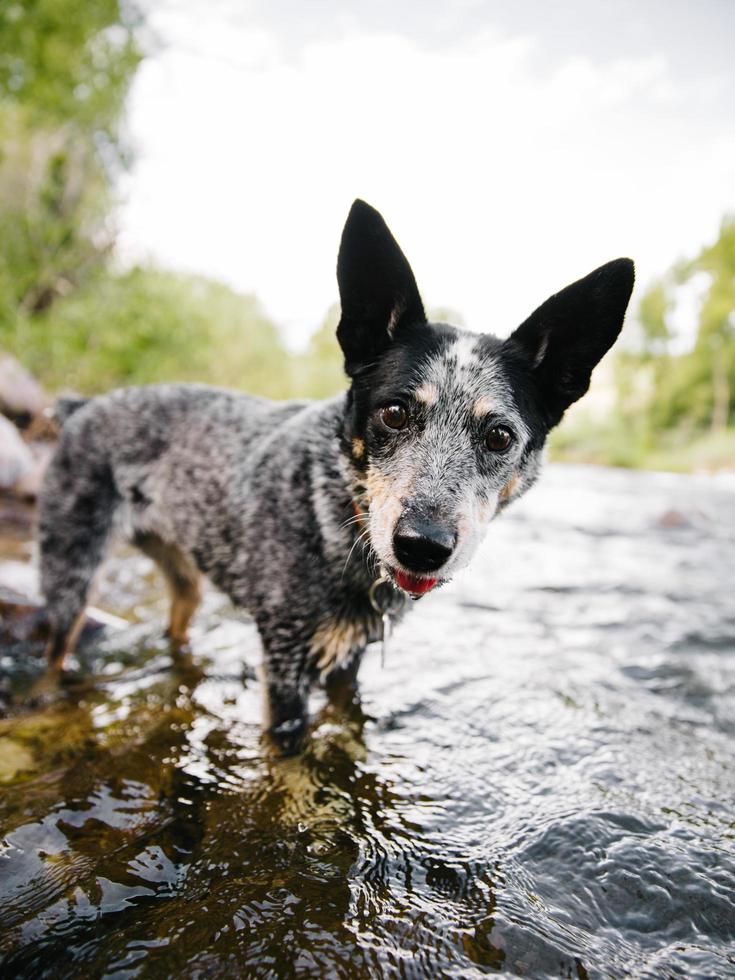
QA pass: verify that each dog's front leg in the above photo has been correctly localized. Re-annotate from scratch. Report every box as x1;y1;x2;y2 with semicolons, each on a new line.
323;653;363;710
261;649;310;756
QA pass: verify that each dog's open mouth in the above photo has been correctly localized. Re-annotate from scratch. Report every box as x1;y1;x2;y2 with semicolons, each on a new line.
391;567;440;596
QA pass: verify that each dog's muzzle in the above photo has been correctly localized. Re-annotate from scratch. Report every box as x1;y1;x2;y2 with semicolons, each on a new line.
393;516;456;573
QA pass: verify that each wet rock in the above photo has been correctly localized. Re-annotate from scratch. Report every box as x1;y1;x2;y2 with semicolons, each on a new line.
0;587;127;647
12;439;55;500
656;508;691;528
0;587;48;643
0;415;33;488
0;354;49;425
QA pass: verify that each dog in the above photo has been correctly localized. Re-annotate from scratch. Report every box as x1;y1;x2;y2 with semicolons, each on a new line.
38;200;634;752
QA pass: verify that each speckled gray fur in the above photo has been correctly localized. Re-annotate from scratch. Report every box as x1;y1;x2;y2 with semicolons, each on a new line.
38;200;634;753
40;388;381;738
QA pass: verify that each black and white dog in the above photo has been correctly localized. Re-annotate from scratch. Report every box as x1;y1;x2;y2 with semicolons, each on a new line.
38;201;634;752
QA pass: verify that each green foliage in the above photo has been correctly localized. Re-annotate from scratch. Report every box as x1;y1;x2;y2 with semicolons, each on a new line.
0;0;142;328
636;279;672;358
291;304;345;399
632;217;735;434
550;414;735;473
554;217;735;470
0;105;112;316
2;267;298;398
0;0;142;145
0;0;347;406
2;0;733;474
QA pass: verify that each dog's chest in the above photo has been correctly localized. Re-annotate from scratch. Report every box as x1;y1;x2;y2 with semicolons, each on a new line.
309;608;387;677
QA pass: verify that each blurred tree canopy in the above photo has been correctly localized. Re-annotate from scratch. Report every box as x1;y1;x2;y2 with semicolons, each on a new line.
291;304;345;399
1;1;732;469
554;218;735;471
632;217;735;434
16;268;295;397
0;0;340;400
0;0;143;319
0;0;142;140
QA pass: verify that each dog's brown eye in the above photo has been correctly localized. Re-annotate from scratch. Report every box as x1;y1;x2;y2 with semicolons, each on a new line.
380;405;408;430
485;426;512;452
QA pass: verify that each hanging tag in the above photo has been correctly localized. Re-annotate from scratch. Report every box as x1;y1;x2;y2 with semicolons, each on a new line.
368;572;406;670
381;612;391;668
368;573;405;616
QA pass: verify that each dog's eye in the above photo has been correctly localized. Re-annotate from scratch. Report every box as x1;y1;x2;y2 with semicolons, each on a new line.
380;405;408;430
485;426;513;452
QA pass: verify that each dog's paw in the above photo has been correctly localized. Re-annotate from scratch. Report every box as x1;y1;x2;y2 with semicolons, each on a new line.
267;716;307;757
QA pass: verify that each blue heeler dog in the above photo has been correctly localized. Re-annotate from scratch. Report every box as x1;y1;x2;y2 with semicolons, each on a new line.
38;200;634;753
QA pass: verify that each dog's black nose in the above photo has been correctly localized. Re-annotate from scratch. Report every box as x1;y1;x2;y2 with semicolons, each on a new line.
393;518;456;572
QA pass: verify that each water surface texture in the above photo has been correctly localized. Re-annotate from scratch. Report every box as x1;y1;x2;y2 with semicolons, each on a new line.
1;465;734;978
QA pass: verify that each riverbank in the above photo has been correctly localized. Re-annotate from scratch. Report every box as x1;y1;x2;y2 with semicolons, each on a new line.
550;419;735;474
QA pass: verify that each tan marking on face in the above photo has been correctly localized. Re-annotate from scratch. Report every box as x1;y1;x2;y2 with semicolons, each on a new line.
364;463;417;564
473;394;497;418
312;617;368;674
365;469;403;526
352;437;365;459
500;474;520;502
365;467;410;517
415;382;438;406
364;467;390;501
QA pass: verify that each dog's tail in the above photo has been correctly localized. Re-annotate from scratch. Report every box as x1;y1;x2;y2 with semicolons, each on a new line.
53;395;90;426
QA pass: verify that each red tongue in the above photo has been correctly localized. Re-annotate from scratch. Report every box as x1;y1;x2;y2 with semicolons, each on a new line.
394;569;438;595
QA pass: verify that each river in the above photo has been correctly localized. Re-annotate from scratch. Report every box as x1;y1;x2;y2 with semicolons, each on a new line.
1;464;734;977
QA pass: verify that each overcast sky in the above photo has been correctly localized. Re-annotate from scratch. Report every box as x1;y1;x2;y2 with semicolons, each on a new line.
119;0;735;348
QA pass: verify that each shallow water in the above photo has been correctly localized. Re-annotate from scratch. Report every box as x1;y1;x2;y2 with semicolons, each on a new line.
1;465;734;978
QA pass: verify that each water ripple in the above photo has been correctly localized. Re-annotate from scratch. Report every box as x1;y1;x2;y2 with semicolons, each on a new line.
1;466;734;977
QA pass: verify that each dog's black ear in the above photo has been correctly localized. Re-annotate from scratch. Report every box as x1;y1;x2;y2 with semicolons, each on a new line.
505;258;634;426
336;200;426;375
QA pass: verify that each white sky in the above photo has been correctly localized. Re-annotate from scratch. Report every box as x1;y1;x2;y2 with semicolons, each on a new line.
119;0;735;349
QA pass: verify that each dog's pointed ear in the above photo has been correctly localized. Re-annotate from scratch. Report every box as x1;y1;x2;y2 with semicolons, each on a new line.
336;200;426;376
505;258;634;426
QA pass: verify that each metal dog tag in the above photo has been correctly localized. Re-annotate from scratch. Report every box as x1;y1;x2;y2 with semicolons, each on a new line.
368;572;406;669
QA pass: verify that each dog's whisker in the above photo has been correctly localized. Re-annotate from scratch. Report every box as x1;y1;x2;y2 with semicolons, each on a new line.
339;514;366;530
340;526;371;581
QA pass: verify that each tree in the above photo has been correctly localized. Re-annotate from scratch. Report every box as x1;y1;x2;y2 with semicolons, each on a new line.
678;217;735;430
0;0;143;325
0;0;142;144
617;217;735;436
